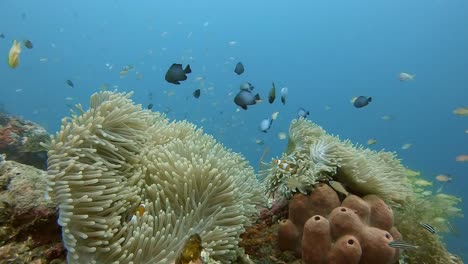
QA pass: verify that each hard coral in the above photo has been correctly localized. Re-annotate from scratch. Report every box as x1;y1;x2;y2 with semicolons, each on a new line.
278;184;399;264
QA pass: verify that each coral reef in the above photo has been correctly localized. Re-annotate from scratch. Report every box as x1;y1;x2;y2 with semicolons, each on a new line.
278;183;399;264
262;118;412;207
45;91;266;264
0;113;49;170
0;160;64;263
261;118;464;264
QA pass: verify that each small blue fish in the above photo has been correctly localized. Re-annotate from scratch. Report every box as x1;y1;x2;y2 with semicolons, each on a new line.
353;96;372;108
259;118;273;133
297;107;309;118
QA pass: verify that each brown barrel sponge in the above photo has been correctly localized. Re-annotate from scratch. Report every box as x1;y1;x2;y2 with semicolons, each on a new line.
288;193;312;227
341;195;371;224
328;207;364;239
278;219;301;254
358;227;397;264
363;195;394;231
302;215;332;264
307;183;341;217
327;235;362;264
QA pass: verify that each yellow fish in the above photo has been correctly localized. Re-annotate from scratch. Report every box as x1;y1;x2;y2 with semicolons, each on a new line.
8;40;21;68
175;234;203;264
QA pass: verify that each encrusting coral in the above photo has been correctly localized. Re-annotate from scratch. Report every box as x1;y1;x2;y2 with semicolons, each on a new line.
44;91;266;264
278;183;400;264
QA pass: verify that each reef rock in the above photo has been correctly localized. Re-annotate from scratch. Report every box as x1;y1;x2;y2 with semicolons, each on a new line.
278;183;400;264
0;113;49;170
0;160;64;263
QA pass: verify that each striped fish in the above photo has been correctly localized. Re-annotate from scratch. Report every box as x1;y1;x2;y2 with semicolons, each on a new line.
420;223;436;234
388;241;419;250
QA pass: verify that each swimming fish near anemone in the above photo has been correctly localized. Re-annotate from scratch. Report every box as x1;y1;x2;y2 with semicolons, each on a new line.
273;159;297;174
8;40;21;68
175;234;203;264
165;63;191;84
234;89;260;110
398;72;415;82
23;40;33;49
234;62;244;75
435;174;452;183
297;107;309;118
420;223;436;234
259;118;273;133
329;180;349;196
280;87;288;105
130;203;146;222
352;96;372;108
269;82;276;104
388;241;419;250
147;103;154;110
0;33;5;39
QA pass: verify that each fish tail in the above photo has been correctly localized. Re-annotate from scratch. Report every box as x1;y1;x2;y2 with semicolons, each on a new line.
254;93;260;101
184;64;192;74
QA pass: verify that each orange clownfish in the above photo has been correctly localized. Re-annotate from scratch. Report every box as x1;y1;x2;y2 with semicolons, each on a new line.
273;159;297;174
130;203;146;222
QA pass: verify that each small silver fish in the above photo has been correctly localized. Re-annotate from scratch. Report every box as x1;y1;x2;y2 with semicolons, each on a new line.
420;223;436;234
388;241;419;250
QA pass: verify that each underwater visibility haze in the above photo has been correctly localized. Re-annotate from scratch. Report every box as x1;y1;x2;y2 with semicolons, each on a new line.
0;0;467;263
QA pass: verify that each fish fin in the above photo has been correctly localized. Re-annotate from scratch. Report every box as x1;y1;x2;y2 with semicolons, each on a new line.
367;97;372;102
173;81;180;85
254;93;260;101
241;105;247;110
184;64;192;74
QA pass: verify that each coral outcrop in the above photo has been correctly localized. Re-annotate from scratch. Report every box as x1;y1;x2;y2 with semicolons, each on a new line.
45;91;266;264
278;183;399;264
0;160;64;263
0;113;49;170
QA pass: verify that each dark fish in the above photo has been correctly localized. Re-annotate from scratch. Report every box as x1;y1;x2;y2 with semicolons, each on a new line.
297;107;310;118
193;89;201;98
234;62;244;75
0;33;5;39
388;241;419;250
66;80;74;88
147;103;154;110
165;63;191;84
239;82;254;91
234;90;260;110
23;40;33;49
420;223;436;234
353;96;372;108
268;83;276;104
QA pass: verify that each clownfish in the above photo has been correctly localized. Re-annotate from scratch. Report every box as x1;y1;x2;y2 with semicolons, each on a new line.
130;203;146;222
273;159;297;174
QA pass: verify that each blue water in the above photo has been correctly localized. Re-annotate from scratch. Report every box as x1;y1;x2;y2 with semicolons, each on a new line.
1;0;467;259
